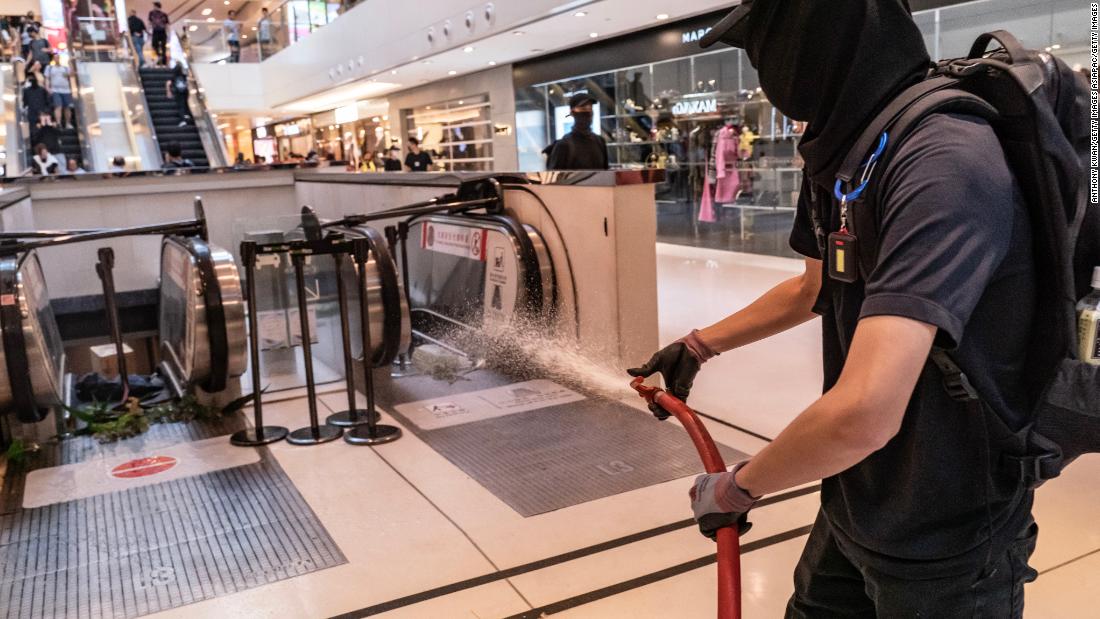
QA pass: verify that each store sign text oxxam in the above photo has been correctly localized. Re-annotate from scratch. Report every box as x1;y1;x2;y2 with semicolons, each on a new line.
682;27;712;44
421;222;487;261
672;98;718;116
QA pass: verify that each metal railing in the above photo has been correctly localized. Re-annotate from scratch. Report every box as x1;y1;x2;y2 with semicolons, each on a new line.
179;0;351;64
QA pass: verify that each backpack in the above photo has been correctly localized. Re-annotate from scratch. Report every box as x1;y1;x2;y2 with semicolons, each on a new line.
837;30;1099;488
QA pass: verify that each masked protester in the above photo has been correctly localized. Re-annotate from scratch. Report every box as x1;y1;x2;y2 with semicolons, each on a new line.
546;93;609;170
629;1;1039;615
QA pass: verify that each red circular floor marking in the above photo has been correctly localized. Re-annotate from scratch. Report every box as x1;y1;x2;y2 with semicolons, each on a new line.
110;456;178;479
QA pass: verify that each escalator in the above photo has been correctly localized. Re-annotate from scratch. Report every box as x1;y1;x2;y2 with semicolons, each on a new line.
139;67;209;168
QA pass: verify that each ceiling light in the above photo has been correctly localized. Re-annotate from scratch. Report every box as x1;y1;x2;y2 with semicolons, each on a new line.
656;13;670;20
513;30;525;36
574;11;587;17
251;26;256;30
448;70;457;75
412;55;420;60
206;17;215;23
391;69;398;74
463;46;474;53
188;25;198;31
1051;43;1062;50
422;60;432;64
487;60;497;66
589;32;598;38
224;0;230;4
458;100;464;105
201;8;212;15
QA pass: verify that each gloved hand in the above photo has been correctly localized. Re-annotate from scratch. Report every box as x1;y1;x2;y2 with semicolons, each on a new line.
627;330;718;420
689;462;758;540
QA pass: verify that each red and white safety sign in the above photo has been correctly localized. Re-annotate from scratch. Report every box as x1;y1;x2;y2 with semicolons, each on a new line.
110;456;179;479
421;222;486;261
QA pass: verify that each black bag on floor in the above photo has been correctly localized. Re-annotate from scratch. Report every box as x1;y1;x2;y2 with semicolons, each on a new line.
838;30;1099;486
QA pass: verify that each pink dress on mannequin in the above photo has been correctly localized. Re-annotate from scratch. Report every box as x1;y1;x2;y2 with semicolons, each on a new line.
713;125;741;203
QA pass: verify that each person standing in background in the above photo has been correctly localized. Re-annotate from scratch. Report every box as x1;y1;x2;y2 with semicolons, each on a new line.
257;8;273;59
224;11;241;63
383;146;402;171
45;55;74;129
127;10;147;66
546;93;609;170
148;2;169;66
404;137;433;171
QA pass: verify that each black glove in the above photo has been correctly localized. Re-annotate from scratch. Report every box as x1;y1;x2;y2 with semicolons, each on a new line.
627;342;701;420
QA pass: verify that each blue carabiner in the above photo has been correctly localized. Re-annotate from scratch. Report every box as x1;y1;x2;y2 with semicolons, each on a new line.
833;132;889;203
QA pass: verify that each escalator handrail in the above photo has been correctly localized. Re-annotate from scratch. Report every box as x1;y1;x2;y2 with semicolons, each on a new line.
178;32;230;168
9;61;29;176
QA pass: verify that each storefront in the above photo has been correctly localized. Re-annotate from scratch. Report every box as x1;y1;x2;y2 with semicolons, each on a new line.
252;117;314;163
310;101;391;169
514;10;802;258
514;0;1088;258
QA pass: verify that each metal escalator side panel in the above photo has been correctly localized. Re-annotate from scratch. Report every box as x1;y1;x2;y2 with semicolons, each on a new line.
159;237;245;392
339;226;411;367
0;251;64;420
403;215;554;330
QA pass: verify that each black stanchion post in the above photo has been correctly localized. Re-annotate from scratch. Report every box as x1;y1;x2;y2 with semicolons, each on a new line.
231;241;288;447
95;247;131;407
326;251;378;427
287;251;343;445
345;237;402;446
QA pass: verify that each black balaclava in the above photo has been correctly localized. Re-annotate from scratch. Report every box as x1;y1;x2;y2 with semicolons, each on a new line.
744;0;930;187
572;111;594;133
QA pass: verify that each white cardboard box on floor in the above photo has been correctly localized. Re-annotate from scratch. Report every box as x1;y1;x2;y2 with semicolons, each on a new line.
89;342;134;378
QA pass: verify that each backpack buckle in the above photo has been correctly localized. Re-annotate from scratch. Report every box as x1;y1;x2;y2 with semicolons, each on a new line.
1004;452;1061;488
941;368;980;402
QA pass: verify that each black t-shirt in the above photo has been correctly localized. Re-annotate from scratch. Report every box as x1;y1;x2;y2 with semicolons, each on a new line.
383;157;402;172
128;15;146;35
790;113;1036;578
547;130;609;170
405;151;432;172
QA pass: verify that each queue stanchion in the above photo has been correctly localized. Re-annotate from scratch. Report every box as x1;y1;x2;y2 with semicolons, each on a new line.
325;250;379;427
345;237;402;446
230;241;288;447
286;250;343;445
385;224;414;378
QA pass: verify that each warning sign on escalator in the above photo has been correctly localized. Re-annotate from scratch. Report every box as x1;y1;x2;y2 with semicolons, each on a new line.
483;233;518;327
421;222;486;261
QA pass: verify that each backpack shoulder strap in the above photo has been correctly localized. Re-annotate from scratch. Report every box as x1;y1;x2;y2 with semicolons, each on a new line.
849;88;999;280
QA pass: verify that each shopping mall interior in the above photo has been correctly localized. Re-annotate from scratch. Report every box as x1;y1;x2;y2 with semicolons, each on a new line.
0;0;1097;617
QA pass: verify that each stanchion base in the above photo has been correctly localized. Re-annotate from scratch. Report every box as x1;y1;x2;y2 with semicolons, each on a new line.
287;425;343;445
230;426;289;447
345;424;402;445
325;409;380;427
390;355;417;378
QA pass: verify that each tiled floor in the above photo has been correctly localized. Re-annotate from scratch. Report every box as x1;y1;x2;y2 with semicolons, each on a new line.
10;243;1099;618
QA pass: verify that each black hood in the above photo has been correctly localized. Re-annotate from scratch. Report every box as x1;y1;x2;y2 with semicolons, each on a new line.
743;0;930;187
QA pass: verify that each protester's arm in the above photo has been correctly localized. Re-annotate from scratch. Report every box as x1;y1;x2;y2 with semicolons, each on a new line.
696;257;821;353
734;315;934;496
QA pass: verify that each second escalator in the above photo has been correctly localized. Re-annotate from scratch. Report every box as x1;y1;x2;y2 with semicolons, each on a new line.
139;67;209;168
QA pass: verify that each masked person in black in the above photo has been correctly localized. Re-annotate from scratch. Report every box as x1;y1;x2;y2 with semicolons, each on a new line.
629;1;1039;616
546;93;609;170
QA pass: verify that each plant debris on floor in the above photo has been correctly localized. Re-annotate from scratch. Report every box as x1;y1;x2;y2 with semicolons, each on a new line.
69;395;226;443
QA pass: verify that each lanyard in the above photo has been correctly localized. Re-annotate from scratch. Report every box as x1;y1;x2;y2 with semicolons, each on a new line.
833;132;888;232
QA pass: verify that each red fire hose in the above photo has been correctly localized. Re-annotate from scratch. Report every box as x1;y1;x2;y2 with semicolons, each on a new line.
631;377;741;619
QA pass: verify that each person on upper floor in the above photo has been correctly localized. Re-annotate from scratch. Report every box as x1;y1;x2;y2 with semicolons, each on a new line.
257;8;274;58
22;75;50;132
128;10;147;67
165;63;192;126
162;141;195;171
31;143;60;175
148;2;169;66
224;11;241;63
630;1;1041;616
45;54;74;129
25;27;50;68
404;137;433;172
546;93;609;171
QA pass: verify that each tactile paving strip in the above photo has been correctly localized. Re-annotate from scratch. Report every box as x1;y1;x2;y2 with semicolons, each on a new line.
0;419;346;619
374;370;747;517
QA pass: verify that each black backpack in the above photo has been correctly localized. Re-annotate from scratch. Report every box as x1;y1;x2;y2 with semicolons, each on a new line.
839;31;1099;487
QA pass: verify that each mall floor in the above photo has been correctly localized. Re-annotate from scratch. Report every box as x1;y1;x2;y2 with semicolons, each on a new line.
7;244;1099;619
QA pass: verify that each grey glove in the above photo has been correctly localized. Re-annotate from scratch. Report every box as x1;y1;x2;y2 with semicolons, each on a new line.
689;462;757;540
627;330;718;419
